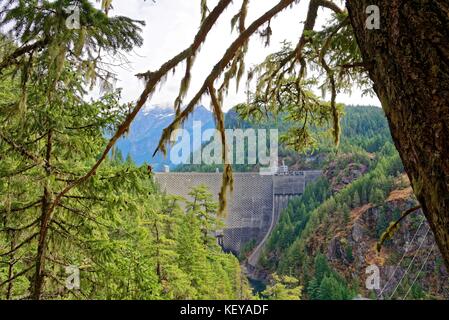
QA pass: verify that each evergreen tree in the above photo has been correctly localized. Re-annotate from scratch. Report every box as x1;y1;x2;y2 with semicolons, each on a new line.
342;204;351;224
353;192;361;208
318;275;349;300
369;188;385;206
261;274;302;300
0;2;250;300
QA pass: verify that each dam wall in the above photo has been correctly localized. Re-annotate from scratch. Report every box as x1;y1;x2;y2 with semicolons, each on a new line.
154;171;322;266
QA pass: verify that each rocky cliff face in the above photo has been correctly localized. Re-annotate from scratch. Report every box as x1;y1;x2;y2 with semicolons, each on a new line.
256;148;448;299
324;153;371;193
313;178;449;299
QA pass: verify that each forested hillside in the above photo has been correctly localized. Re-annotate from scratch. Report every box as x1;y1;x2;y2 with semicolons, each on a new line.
175;105;390;173
1;0;447;303
257;107;449;300
173;105;449;300
115;105;215;169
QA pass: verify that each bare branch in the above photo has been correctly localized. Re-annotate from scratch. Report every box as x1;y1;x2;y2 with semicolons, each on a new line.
154;0;298;157
44;0;233;223
316;0;343;14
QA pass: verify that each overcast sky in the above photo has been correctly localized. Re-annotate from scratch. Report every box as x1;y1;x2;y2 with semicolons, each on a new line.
106;0;380;111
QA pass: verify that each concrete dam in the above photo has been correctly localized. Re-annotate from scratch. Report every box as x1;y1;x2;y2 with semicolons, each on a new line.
154;171;322;266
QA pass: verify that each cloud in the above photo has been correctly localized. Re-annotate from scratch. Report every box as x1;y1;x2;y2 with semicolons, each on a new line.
109;0;381;110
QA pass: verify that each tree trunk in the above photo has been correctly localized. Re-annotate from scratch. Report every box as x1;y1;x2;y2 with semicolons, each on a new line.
6;231;16;300
32;130;53;299
346;0;449;269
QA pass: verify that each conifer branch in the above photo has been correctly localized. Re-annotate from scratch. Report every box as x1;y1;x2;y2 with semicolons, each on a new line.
152;0;297;214
0;200;42;214
377;206;422;252
0;218;40;233
209;83;233;215
318;17;348;146
154;0;297;158
0;232;39;257
0;130;46;167
316;0;343;14
0;265;34;288
45;0;233;224
0;38;49;73
0;164;37;178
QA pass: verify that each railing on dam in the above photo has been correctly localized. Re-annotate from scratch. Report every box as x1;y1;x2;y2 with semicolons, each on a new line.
154;171;322;266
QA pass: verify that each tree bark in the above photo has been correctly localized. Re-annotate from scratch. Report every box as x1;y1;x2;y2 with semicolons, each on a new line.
346;0;449;268
6;231;16;300
32;130;53;299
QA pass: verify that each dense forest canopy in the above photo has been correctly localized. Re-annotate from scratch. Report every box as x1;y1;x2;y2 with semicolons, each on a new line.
0;0;255;300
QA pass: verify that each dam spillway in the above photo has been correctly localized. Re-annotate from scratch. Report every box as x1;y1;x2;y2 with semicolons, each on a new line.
154;171;322;266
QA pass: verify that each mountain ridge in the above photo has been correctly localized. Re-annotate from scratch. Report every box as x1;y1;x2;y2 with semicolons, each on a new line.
116;105;215;169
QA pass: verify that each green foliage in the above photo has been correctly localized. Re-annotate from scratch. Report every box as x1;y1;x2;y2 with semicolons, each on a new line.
409;283;426;300
0;4;251;299
239;239;257;261
369;188;385;206
261;273;302;300
175;105;393;174
339;106;392;152
175;189;246;299
318;275;351;300
258;105;404;299
306;254;354;300
345;244;354;263
376;208;389;238
260;177;331;271
342;204;350;223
